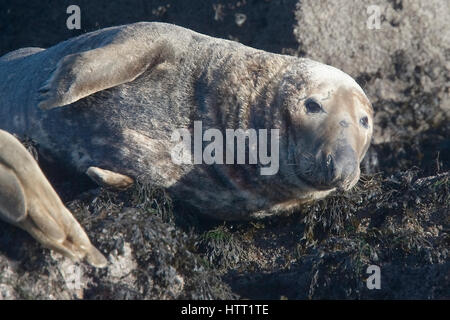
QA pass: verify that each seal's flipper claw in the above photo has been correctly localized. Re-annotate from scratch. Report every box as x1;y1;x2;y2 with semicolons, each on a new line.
0;130;107;268
86;166;134;190
85;245;108;268
37;38;174;110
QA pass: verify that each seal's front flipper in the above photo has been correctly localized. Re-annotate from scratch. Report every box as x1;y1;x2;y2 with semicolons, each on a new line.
38;38;175;110
86;166;134;190
0;130;107;268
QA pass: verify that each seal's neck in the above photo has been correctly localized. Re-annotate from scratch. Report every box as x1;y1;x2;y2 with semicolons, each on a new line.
193;50;290;131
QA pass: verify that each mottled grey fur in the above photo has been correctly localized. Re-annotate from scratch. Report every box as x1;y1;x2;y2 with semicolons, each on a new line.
0;22;372;220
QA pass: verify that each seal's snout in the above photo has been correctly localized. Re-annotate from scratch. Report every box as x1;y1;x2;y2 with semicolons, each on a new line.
323;144;358;188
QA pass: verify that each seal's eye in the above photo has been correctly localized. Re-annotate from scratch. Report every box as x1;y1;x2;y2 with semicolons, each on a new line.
360;116;369;128
305;99;323;114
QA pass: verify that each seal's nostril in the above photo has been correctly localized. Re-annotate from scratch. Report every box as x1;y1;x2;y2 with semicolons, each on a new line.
325;154;335;180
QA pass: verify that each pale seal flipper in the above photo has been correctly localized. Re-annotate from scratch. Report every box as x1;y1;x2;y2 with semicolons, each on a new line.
38;39;174;110
86;166;134;190
0;130;107;268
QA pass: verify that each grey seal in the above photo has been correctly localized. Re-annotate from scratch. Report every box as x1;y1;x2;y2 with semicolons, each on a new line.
0;22;373;220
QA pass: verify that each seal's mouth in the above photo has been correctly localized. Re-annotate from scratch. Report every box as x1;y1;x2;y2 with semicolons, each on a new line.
298;173;358;193
293;144;360;192
297;174;337;191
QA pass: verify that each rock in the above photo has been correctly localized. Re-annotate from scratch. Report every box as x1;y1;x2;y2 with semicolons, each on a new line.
294;0;449;144
0;185;236;299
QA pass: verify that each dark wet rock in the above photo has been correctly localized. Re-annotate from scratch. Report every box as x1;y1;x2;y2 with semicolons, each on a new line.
224;171;449;299
0;184;236;299
0;0;299;57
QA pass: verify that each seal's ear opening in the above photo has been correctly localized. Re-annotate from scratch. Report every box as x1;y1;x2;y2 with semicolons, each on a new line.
38;39;175;110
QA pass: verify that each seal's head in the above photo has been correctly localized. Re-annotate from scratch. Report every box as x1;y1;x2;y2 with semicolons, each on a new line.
280;59;373;193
